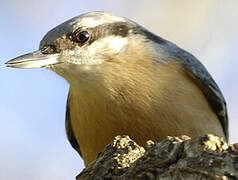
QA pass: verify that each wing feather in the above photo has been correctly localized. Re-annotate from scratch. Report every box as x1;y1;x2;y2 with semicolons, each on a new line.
165;43;229;141
65;92;82;156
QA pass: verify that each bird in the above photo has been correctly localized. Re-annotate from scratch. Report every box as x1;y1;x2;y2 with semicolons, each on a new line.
6;11;228;165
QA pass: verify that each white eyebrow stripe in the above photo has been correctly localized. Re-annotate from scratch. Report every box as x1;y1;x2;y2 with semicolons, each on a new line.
73;13;126;28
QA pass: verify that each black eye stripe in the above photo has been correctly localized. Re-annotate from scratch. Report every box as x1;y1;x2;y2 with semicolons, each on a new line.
110;23;129;37
40;20;167;53
70;22;130;46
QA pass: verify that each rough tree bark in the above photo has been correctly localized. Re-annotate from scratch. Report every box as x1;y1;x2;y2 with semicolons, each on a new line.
76;135;238;179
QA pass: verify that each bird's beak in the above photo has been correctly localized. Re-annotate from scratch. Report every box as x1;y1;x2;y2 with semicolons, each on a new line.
5;50;60;69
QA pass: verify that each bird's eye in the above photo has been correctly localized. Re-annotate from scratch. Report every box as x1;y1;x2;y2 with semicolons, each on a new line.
73;31;90;44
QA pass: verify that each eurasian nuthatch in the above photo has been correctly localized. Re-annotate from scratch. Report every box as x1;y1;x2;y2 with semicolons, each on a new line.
6;12;228;165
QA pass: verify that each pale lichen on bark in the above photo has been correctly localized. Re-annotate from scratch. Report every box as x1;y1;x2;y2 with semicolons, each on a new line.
77;135;238;180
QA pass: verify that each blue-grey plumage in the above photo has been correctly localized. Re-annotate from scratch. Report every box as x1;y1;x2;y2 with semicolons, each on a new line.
6;12;228;165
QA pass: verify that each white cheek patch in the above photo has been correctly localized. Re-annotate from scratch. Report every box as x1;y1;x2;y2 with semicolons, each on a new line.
89;36;128;54
107;36;128;52
61;49;104;65
58;36;128;67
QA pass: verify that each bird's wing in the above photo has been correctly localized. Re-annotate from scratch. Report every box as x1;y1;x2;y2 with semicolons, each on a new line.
166;44;229;141
65;93;82;156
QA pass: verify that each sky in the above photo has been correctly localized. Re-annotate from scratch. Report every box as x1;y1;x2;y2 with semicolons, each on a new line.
1;0;238;179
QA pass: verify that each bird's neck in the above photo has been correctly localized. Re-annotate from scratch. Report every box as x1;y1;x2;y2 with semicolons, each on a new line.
67;62;156;163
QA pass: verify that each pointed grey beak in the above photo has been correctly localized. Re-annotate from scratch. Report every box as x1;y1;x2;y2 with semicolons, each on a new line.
5;50;60;69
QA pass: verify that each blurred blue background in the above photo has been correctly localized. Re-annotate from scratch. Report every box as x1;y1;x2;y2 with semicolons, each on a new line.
1;0;237;179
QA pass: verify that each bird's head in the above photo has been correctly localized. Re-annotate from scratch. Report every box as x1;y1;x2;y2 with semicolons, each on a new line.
6;12;168;84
